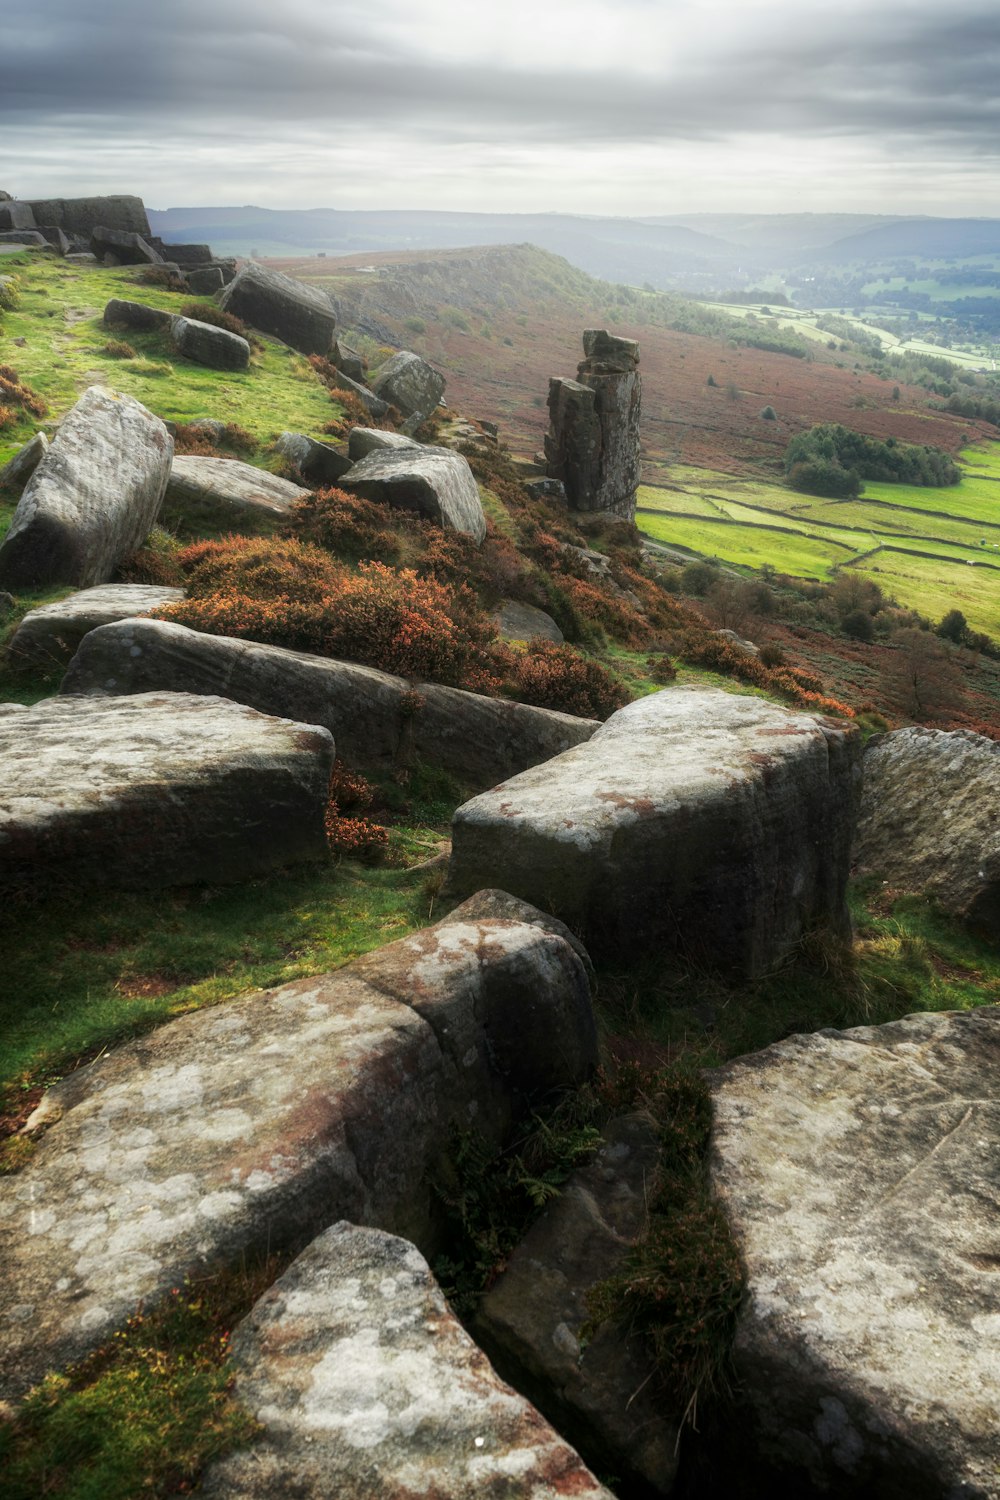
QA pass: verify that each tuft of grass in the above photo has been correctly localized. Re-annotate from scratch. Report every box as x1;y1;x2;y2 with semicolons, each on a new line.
102;339;136;360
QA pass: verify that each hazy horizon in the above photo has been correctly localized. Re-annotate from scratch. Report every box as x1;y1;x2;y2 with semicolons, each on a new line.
5;0;1000;218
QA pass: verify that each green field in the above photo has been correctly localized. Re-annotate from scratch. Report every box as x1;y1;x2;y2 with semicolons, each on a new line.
637;447;1000;635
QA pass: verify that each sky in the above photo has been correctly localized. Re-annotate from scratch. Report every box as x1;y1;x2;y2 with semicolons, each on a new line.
3;0;1000;216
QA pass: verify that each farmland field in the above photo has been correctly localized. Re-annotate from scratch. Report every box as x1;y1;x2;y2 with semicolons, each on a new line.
637;444;1000;635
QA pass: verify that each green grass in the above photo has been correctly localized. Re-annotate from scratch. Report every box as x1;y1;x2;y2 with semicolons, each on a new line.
638;508;853;579
0;253;339;469
850;550;1000;637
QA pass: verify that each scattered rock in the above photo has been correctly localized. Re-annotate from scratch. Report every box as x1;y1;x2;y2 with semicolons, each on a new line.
0;230;46;247
0;431;48;493
854;726;1000;928
371;349;446;418
525;476;568;503
103;298;175;333
710;1005;1000;1497
36;225;72;256
0;386;172;590
346;426;421;462
89;226;163;265
7;583;184;667
0;690;333;900
341;446;487;543
717;627;760;657
448;687;861;975
326;365;390;419
493;599;564;644
330;337;367;382
61;618;601;792
0;908;596;1399
219;261;337;356
169;315;250;372
199;1223;613;1500
273;431;352;486
161;455;309;533
147;240;213;266
476;1112;677;1494
185;265;224;295
545;329;641;520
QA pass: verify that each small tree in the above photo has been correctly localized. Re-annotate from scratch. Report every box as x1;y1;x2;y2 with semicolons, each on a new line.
936;608;969;645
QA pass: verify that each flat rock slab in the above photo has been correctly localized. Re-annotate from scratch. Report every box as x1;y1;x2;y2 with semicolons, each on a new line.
0;386;172;589
0;912;596;1400
199;1222;613;1500
7;583;183;666
0;690;333;897
61;618;599;792
854;726;1000;929
448;686;861;975
476;1112;677;1493
341;447;487;543
710;1006;1000;1498
219;261;336;356
162;455;309;533
346;425;422;461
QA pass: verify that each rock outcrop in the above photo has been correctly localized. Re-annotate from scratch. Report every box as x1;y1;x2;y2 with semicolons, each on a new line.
0;386;172;589
341;446;487;543
0;910;596;1399
476;1112;677;1494
448;687;860;974
854;726;1000;928
60;618;600;791
199;1223;613;1500
7;583;184;666
219;261;337;356
545;329;641;520
371;349;446;419
25;194;151;237
0;691;333;897
162;454;309;532
710;1005;1000;1498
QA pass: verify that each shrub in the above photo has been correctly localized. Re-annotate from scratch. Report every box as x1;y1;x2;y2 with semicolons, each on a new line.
842;608;875;642
706;374;718;388
499;639;630;720
178;301;260;349
116;528;184;586
324;762;388;863
0;366;47;419
758;640;786;668
131;265;187;292
759;404;777;421
102;339;136;359
0;276;20;312
288;487;400;564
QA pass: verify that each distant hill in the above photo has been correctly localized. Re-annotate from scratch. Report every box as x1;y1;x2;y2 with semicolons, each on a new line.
801;218;1000;265
641;214;915;254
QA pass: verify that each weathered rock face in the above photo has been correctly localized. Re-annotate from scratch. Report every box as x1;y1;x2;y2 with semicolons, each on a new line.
0;200;37;232
545;329;641;520
162;454;309;533
854;726;1000;929
169;315;250;372
371;349;446;419
273;431;352;486
89;226;162;265
219;261;336;356
493;599;564;644
199;1223;613;1500
346;425;421;461
0;386;172;590
25;194;151;237
60;618;600;792
448;687;861;975
0;691;333;898
709;1006;1000;1498
341;446;487;543
0;430;48;492
185;265;224;295
103;297;174;333
7;583;184;666
327;365;390;419
0;911;596;1400
476;1112;677;1494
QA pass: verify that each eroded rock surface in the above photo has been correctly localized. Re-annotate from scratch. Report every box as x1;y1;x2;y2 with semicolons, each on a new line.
476;1112;677;1494
0;430;48;493
710;1006;1000;1498
448;687;860;974
103;297;174;333
7;583;183;666
341;446;487;543
162;454;309;532
854;726;1000;929
371;349;446;419
60;618;600;791
219;261;336;356
0;690;332;896
199;1222;613;1500
545;329;641;520
170;315;250;372
493;599;564;644
0;912;596;1400
0;386;172;589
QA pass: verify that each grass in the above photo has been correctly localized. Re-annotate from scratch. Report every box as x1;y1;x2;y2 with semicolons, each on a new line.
0;252;339;470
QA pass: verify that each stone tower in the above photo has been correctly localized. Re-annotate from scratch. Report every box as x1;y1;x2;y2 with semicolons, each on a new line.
544;329;641;520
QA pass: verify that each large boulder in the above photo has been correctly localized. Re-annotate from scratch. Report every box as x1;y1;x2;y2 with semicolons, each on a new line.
61;618;600;792
0;386;172;590
25;195;151;237
341;446;487;543
447;687;861;975
0;909;596;1400
0;201;37;232
219;261;336;356
854;726;1000;929
161;454;309;533
493;599;564;644
89;226;163;265
273;431;352;486
0;691;333;898
0;430;47;492
371;349;446;419
709;1006;1000;1497
6;583;184;667
185;265;224;296
103;297;174;333
169;315;250;372
346;425;421;461
476;1112;677;1494
199;1223;613;1500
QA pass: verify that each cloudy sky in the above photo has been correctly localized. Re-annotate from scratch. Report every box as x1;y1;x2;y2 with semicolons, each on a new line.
4;0;999;215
